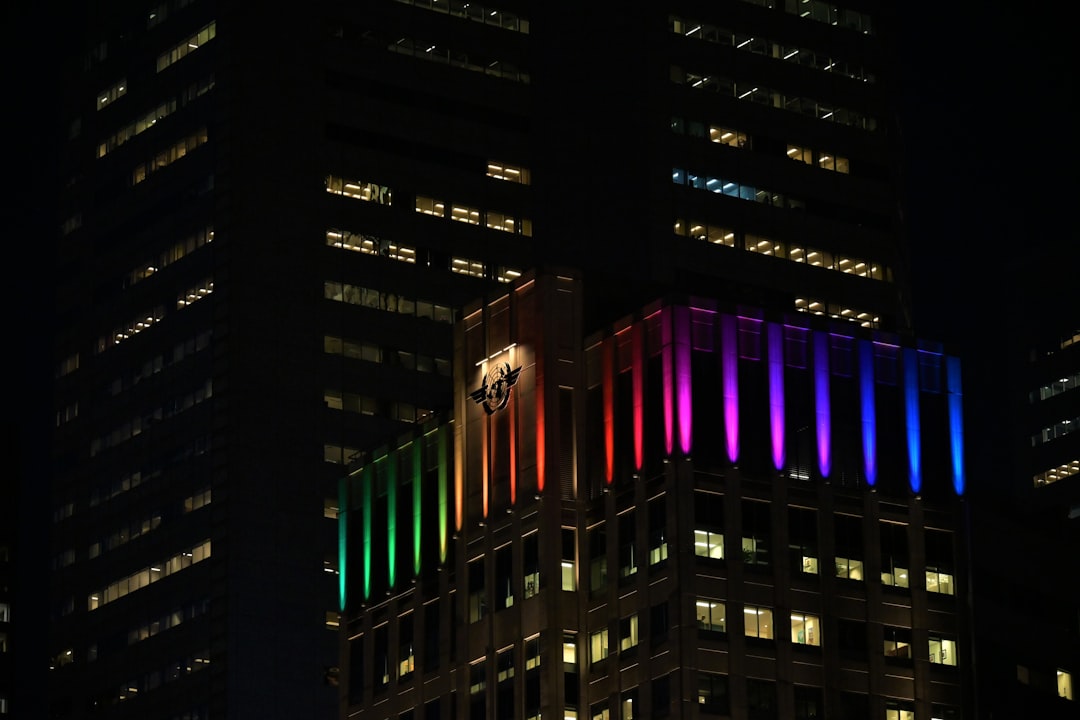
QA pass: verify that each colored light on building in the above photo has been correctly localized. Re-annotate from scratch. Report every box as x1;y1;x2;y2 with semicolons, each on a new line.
438;426;449;563
814;332;831;478
676;306;693;455
903;348;922;494
633;321;645;470
413;441;422;576
662;308;675;456
768;322;786;471
947;356;965;495
603;336;615;484
338;482;348;611
362;464;372;601
859;341;877;486
384;455;396;588
721;314;739;463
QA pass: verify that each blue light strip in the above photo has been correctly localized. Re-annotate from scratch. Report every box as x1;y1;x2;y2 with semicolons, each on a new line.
947;356;965;495
858;341;877;487
767;322;785;471
814;332;831;478
903;348;922;494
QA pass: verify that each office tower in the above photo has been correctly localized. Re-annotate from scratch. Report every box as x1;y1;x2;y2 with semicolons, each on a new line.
48;2;913;718
338;269;970;719
965;323;1079;717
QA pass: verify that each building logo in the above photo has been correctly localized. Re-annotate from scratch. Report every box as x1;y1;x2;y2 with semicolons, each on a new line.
470;362;522;415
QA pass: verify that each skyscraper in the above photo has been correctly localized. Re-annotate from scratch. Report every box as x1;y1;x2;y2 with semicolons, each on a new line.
338;268;971;719
47;2;917;718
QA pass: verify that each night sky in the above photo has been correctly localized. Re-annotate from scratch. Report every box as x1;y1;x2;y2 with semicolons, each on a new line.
2;2;1075;712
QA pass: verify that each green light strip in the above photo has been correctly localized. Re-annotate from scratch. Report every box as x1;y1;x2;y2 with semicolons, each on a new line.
438;426;448;564
413;441;422;576
362;465;372;601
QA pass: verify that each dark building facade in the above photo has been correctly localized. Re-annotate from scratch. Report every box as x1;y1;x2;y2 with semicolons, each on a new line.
965;326;1079;718
339;270;970;719
47;2;913;718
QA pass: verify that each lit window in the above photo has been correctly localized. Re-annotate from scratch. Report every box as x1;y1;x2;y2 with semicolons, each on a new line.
563;633;577;665
744;605;774;639
1058;669;1073;700
157;21;217;72
694;529;724;559
925;568;954;595
589;628;609;664
790;613;820;646
415;195;445;216
487;161;531;184
96;78;127;110
451;203;481;225
451;257;486;278
696;599;726;633
619;614;639;651
928;635;957;666
787;144;812;164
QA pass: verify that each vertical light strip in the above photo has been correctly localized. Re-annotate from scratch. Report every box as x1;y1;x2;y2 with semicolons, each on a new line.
413;440;422;576
454;412;464;531
947;355;965;496
814;332;832;479
509;383;518;504
483;404;490;519
385;454;396;589
662;307;675;456
603;336;615;484
676;306;693;455
438;425;449;563
721;314;739;463
903;348;922;494
338;479;348;611
536;373;545;493
767;322;786;471
632;321;645;471
858;341;877;487
362;464;372;601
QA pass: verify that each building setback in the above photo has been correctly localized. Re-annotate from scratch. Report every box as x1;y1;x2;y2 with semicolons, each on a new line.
339;270;970;719
48;2;913;718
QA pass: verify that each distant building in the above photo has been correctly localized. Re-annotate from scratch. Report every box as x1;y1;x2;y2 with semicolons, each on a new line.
48;2;914;717
339;270;970;719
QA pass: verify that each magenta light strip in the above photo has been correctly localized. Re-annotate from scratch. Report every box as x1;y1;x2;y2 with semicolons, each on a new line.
814;332;832;478
675;306;693;455
903;348;922;494
720;314;739;463
767;322;786;471
947;356;965;496
632;322;645;470
858;341;877;486
662;307;675;456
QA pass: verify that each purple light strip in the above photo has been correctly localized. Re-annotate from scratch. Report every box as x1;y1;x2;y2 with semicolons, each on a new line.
947;356;965;495
815;332;831;478
721;314;739;463
903;348;922;494
676;306;693;454
767;322;785;471
858;341;877;486
662;307;674;455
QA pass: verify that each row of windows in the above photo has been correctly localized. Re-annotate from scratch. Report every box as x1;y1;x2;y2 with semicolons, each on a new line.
328;227;524;283
415;195;533;235
125;597;209;649
324;389;435;425
737;0;874;36
96;280;208;353
1032;371;1079;402
105;330;212;398
132;127;208;185
674;218;889;281
325;334;452;376
89;378;213;457
1034;459;1079;488
487;161;530;184
114;649;210;704
87;539;210;610
788;143;849;172
326;176;393;204
156;20;216;72
1032;417;1078;446
97;71;215;160
126;227;214;288
175;277;214;308
673;167;805;210
394;0;530;34
672;66;878;131
385;36;530;84
324;281;456;323
671;117;751;148
96;78;126;111
670;15;876;84
795;296;881;329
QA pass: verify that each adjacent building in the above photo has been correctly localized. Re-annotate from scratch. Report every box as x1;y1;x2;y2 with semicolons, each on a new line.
48;1;914;718
339;270;970;719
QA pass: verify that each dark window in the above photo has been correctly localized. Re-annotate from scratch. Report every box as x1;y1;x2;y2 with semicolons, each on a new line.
746;678;777;720
652;673;671;716
793;685;822;720
651;600;669;642
698;672;729;715
837;618;867;660
788;507;818;574
741;500;771;567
